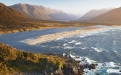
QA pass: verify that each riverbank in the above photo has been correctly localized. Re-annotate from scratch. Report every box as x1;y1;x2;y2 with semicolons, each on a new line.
0;20;97;35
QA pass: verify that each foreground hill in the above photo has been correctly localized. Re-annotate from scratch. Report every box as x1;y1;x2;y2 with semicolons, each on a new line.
79;8;112;20
0;42;65;75
10;3;78;21
86;7;121;25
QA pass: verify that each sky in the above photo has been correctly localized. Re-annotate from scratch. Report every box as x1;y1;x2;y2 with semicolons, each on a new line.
0;0;121;16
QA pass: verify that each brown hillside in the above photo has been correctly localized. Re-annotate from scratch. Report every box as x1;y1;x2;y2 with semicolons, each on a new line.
87;7;121;25
0;42;65;75
0;3;28;22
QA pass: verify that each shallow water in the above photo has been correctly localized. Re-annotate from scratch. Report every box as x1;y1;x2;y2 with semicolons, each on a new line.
0;27;82;52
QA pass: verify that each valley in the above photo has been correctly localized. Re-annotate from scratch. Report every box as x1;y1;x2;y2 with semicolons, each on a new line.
0;1;121;75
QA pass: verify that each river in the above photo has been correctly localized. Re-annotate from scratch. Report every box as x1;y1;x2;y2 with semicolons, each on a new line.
0;25;121;64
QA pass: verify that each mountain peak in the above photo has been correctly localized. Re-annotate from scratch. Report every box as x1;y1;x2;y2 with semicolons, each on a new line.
79;8;113;20
0;3;27;22
10;3;78;21
86;7;121;24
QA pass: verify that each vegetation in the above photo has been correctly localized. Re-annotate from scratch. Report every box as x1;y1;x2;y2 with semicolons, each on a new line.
0;3;96;34
0;19;96;34
0;3;96;75
0;43;65;75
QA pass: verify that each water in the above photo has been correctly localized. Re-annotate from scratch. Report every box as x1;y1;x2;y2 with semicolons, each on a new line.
0;27;82;52
0;26;121;64
1;25;121;74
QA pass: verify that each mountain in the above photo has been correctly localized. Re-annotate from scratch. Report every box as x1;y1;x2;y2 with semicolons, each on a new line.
79;8;112;20
0;3;59;34
0;3;28;22
0;3;95;34
10;3;78;21
0;3;37;34
86;7;121;24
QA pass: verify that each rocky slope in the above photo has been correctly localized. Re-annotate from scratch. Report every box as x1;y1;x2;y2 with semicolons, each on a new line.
0;42;97;75
79;8;112;20
0;42;65;75
10;3;78;21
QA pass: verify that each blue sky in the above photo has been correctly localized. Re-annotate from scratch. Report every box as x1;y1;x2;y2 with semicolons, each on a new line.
0;0;121;16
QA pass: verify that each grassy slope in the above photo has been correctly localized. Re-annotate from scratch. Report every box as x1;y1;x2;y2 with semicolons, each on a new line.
0;43;65;75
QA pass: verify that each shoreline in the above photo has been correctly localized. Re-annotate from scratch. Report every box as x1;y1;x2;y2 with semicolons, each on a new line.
21;25;121;45
0;25;91;35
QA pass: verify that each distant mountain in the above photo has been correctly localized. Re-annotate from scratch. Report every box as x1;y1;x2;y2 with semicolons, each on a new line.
86;7;121;24
0;3;28;22
79;8;112;20
0;3;50;34
10;3;78;21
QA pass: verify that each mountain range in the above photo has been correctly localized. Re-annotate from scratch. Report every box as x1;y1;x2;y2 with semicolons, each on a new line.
79;8;112;20
1;2;121;25
85;7;121;24
9;3;78;21
1;3;94;34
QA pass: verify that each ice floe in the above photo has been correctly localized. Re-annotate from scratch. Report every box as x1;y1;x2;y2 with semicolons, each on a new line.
75;42;81;45
68;40;77;43
107;69;121;74
63;43;68;46
64;46;74;49
91;47;102;52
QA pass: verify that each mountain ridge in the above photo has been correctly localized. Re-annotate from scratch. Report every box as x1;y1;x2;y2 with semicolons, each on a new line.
10;3;78;21
79;8;112;20
0;2;28;22
86;7;121;24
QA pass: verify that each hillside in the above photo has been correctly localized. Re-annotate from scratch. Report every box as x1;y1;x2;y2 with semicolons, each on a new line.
79;8;112;20
10;3;78;21
0;42;65;75
0;3;69;34
0;3;28;22
0;3;42;34
86;7;121;25
0;3;96;34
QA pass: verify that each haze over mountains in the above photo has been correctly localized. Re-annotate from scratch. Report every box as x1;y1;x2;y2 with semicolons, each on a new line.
79;8;112;20
1;2;121;25
9;3;78;21
85;7;121;24
1;2;93;34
